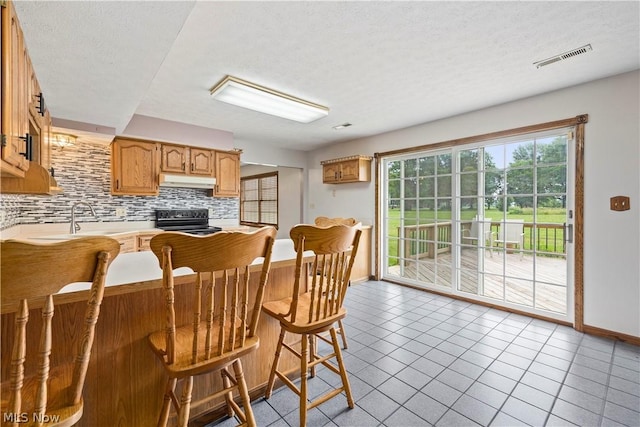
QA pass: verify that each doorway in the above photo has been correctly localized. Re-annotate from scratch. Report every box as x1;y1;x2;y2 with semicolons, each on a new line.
381;127;576;323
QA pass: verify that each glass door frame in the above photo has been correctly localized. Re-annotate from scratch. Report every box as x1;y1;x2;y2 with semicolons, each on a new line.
374;115;588;329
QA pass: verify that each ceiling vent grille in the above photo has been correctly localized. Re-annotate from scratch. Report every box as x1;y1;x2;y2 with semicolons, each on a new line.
534;44;592;69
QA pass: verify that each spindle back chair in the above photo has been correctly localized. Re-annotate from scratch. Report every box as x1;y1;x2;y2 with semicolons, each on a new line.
148;226;276;427
0;237;120;427
262;224;361;427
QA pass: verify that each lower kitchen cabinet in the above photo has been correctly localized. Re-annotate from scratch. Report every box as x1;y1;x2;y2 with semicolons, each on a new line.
136;232;159;251
350;226;372;283
114;234;137;253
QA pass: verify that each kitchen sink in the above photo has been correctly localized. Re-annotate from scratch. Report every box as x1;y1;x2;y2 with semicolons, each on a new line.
32;230;134;240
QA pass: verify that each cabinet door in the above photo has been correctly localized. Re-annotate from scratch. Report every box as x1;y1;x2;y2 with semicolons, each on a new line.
322;163;340;183
338;159;361;182
137;233;158;252
213;151;240;197
115;235;136;254
112;138;159;195
161;144;186;173
1;1;29;175
190;148;214;176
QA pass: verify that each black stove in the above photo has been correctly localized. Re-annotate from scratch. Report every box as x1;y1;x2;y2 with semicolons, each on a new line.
155;209;222;236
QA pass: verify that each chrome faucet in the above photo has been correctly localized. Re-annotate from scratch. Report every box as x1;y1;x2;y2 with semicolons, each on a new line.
70;202;98;234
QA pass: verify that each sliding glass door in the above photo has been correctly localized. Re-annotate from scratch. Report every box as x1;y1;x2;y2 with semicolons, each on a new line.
382;128;574;321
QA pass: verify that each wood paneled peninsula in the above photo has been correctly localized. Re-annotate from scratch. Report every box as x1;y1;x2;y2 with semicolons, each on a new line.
1;238;313;426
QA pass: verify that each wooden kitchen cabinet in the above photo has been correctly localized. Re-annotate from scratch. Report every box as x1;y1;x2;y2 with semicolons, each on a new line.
160;143;187;174
350;226;372;283
0;0;59;194
212;150;240;197
113;137;240;196
115;234;137;254
160;144;215;177
1;0;30;177
190;147;215;176
321;155;372;184
137;231;160;251
111;137;160;195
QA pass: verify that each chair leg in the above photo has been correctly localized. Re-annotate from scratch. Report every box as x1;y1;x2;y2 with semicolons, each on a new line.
177;376;193;427
337;319;348;349
330;328;354;409
221;368;234;418
309;334;316;378
233;359;256;427
299;333;309;427
266;328;286;399
157;377;177;427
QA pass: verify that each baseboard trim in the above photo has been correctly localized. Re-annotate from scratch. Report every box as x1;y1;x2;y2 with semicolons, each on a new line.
582;324;640;346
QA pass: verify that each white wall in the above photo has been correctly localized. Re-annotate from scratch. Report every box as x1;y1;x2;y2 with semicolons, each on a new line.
240;165;303;239
306;70;640;337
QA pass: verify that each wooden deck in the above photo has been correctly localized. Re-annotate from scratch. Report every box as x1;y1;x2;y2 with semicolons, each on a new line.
387;248;567;314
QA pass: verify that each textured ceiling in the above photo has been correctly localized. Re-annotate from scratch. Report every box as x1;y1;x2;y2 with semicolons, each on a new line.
14;1;640;151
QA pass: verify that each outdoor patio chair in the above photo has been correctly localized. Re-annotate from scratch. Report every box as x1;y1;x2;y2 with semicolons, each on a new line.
494;219;525;259
461;217;493;256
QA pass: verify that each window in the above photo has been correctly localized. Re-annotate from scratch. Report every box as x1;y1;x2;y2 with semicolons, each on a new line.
240;172;278;227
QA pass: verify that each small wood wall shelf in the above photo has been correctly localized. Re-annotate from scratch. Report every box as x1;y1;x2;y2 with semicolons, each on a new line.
321;155;372;184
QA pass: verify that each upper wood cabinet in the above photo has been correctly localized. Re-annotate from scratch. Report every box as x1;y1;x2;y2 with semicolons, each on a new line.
161;144;215;177
160;144;186;174
213;150;240;197
1;0;30;177
0;1;59;194
190;148;215;176
111;137;160;195
321;155;372;184
112;138;240;197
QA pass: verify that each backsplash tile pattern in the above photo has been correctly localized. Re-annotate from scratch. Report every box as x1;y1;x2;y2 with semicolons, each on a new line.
0;141;238;229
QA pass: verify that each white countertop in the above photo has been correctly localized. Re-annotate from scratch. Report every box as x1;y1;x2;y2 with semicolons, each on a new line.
0;219;246;240
58;238;299;295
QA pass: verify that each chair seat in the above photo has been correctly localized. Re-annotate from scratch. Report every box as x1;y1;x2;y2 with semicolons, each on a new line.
148;321;260;377
0;363;83;427
262;292;347;335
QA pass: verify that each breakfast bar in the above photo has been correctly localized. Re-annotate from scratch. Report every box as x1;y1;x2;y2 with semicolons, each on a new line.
1;238;308;427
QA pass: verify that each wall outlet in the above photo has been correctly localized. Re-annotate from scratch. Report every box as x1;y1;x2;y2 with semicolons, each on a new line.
208;208;214;217
115;207;126;217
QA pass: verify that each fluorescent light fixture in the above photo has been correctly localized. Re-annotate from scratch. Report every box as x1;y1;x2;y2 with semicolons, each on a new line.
210;76;329;123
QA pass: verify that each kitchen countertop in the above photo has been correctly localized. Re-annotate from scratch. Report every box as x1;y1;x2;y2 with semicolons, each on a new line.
58;238;299;294
0;219;247;240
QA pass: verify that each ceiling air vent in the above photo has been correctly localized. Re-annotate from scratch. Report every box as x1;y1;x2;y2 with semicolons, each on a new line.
534;44;592;69
333;123;353;130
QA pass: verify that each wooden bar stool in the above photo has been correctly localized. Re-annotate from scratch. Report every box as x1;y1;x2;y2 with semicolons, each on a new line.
313;217;359;350
263;224;362;427
0;237;120;427
148;227;276;427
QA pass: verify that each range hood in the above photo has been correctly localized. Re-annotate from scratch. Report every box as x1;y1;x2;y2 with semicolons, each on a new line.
159;173;217;189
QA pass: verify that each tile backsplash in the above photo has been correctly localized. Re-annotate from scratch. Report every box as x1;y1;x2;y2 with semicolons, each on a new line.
0;141;238;229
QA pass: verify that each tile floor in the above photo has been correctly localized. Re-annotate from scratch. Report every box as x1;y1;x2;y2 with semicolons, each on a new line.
209;280;640;427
